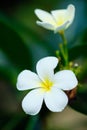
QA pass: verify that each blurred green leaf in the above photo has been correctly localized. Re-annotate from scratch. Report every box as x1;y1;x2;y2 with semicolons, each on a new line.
69;44;87;115
69;45;87;61
0;50;18;84
0;114;28;130
0;21;32;70
26;115;39;130
0;115;22;130
0;12;54;70
69;84;87;115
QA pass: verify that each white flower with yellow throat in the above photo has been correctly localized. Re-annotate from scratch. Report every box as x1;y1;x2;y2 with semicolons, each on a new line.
35;4;75;33
17;56;78;115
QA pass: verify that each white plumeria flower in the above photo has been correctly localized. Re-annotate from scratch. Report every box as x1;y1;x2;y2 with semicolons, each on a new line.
35;4;75;33
17;56;78;115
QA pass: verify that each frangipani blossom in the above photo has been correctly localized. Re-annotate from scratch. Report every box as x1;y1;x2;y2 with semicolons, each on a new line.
35;4;75;33
17;57;78;115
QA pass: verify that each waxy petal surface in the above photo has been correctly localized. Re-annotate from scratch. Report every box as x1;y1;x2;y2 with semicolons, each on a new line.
17;70;40;90
22;88;44;115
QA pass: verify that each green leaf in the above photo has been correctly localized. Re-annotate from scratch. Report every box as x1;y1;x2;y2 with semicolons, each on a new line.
26;115;39;130
0;20;32;71
69;45;87;61
0;50;18;84
0;114;25;130
69;49;87;115
69;84;87;115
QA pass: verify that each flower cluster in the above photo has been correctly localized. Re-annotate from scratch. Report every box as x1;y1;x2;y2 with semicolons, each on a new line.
16;4;78;116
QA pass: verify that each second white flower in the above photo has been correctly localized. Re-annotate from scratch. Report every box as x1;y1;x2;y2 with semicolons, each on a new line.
35;4;75;33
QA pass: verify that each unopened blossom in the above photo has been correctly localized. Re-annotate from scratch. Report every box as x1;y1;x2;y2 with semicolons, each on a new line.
16;57;78;115
35;4;75;33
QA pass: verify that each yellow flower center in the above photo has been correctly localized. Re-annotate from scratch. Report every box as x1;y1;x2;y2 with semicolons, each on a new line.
40;79;53;92
57;18;65;26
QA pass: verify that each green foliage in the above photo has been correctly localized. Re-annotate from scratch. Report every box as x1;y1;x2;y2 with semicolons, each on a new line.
0;0;87;130
69;84;87;115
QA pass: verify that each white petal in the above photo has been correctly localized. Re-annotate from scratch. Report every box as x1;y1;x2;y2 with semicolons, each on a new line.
54;21;69;33
17;70;41;91
22;88;44;115
67;4;75;26
51;4;75;29
44;88;68;112
51;9;67;24
36;56;58;82
35;9;56;25
54;70;78;90
36;21;54;30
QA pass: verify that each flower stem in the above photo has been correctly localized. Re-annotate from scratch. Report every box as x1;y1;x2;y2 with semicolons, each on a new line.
59;31;68;66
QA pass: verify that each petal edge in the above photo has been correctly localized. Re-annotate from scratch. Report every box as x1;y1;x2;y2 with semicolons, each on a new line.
22;89;44;115
36;56;58;82
44;88;68;112
54;70;78;90
17;70;40;91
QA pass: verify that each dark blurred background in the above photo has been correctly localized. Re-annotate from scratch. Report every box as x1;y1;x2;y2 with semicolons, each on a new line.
0;0;87;130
